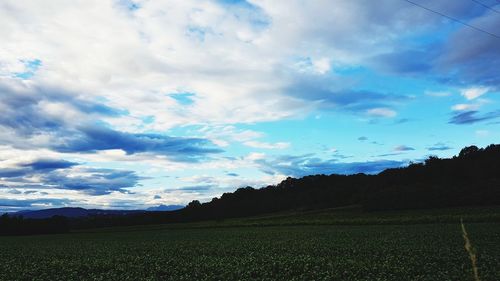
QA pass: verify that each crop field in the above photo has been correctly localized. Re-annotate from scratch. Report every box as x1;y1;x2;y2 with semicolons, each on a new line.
1;219;499;281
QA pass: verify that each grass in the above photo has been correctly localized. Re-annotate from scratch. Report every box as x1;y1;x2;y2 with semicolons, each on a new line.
461;219;481;281
1;206;499;280
113;205;499;230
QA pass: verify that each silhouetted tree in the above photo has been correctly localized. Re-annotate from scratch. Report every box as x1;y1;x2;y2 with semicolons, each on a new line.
6;144;499;233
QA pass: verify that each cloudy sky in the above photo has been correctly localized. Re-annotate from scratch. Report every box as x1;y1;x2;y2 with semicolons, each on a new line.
1;0;499;211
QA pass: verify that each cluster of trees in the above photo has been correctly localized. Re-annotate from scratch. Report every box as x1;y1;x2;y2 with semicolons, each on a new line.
180;144;500;219
0;214;69;235
1;144;499;235
364;145;500;210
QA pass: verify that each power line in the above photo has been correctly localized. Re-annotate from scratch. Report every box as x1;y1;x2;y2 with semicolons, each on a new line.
471;0;500;14
403;0;500;39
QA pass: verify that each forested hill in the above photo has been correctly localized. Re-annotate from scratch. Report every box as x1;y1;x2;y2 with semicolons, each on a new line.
178;144;500;221
2;144;499;234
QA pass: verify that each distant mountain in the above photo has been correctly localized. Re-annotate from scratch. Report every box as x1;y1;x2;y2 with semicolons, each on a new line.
14;205;185;219
15;207;145;219
146;204;184;211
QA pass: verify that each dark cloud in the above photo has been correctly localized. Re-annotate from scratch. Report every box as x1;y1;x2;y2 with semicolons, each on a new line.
376;152;403;157
0;84;122;137
285;75;408;114
226;172;239;177
23;190;38;195
254;154;407;177
0;159;140;195
427;143;453;151
0;168;29;178
394;118;410;124
0;84;222;161
369;9;500;89
175;185;215;192
437;11;500;89
44;168;140;195
153;195;161;199
20;159;78;171
52;125;223;161
7;189;22;195
0;198;73;210
371;49;436;74
330;152;352;160
358;136;368;141
394;145;415;152
449;110;500;124
0;158;77;179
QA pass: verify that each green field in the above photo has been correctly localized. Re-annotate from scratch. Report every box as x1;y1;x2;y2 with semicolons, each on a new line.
1;207;500;281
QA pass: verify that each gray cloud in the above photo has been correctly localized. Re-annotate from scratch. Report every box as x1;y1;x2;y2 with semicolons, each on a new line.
394;145;415;152
20;159;78;171
52;125;223;162
0;83;222;161
254;154;407;177
43;168;140;195
437;11;500;89
0;158;141;195
165;184;215;192
449;110;500;124
376;152;403;157
371;48;437;74
369;8;500;89
0;198;74;212
0;84;121;137
286;76;408;114
427;143;453;151
7;189;22;195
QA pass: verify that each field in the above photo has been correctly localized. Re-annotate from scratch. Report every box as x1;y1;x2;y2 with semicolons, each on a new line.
1;207;500;281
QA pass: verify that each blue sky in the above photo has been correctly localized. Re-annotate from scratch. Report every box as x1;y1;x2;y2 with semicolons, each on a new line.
0;0;499;211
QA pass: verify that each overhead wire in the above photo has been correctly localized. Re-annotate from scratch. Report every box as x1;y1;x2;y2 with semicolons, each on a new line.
471;0;500;14
402;0;500;39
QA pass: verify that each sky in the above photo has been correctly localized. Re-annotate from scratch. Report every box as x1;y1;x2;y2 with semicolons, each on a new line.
0;0;499;211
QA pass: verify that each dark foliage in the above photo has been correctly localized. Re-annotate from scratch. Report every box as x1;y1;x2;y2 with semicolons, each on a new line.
0;214;69;235
2;144;499;234
169;144;499;221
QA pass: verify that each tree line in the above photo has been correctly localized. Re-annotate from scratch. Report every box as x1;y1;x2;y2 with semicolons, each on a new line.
1;144;499;235
0;215;69;235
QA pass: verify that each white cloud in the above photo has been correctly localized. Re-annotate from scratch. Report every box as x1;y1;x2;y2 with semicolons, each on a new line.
0;0;447;133
366;107;397;118
451;98;489;111
460;87;489;100
245;152;267;161
243;141;290;149
197;125;291;149
451;103;480;111
312;57;331;74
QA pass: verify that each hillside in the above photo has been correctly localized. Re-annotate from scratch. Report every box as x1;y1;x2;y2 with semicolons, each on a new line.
1;144;499;234
176;144;500;221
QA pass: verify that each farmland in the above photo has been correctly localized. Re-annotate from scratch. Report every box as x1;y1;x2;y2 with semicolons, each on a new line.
1;207;500;281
